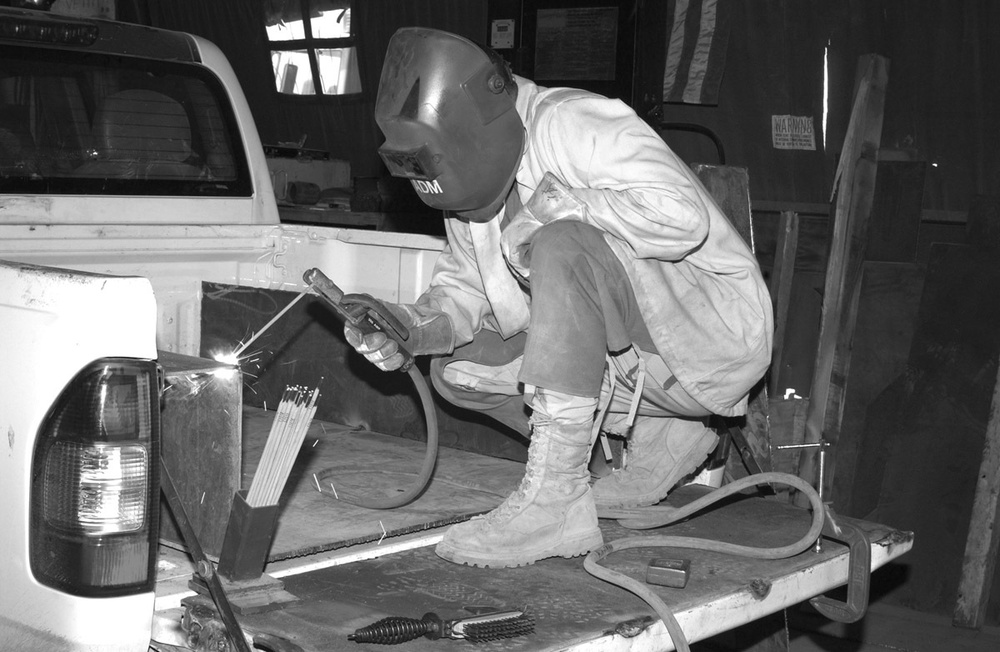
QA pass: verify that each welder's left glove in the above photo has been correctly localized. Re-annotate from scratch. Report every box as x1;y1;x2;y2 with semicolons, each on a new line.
501;172;588;280
344;302;454;372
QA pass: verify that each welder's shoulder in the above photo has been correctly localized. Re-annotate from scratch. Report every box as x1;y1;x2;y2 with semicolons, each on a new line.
532;86;630;117
526;90;644;176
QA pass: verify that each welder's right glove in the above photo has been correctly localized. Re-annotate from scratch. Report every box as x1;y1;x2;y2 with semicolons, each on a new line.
344;303;454;372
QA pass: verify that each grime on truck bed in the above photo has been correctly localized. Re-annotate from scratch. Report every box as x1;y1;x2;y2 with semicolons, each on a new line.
151;405;913;652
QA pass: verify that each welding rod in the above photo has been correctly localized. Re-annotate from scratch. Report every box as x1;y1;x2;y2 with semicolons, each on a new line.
233;289;311;357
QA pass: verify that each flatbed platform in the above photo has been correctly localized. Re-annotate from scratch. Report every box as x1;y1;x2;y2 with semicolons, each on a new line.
152;407;913;652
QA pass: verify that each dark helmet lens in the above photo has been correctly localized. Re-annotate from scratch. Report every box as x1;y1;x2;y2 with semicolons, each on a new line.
378;145;440;181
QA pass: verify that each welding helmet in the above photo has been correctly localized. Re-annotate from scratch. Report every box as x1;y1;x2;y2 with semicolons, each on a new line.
375;27;524;222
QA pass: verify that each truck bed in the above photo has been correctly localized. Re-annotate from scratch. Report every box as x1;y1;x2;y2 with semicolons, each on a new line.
152;408;913;652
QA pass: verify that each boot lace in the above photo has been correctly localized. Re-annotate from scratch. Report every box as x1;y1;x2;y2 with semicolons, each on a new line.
483;435;548;525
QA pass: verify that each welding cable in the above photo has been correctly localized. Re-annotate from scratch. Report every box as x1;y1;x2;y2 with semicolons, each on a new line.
318;363;439;510
584;472;825;652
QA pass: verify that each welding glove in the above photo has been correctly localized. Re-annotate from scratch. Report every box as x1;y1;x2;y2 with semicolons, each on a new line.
344;302;454;372
501;172;588;281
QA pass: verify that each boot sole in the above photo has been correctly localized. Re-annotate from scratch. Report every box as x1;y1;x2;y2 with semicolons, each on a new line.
434;529;604;569
593;432;719;510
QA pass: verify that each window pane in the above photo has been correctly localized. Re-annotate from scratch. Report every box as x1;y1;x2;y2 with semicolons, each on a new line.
271;50;316;95
265;2;351;41
316;47;361;95
0;44;250;197
265;19;306;42
312;7;351;38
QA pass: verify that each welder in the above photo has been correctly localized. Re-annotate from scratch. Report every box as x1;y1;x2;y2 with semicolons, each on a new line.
344;27;773;568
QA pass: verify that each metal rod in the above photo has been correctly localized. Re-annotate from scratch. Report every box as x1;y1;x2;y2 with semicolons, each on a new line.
160;459;253;652
775;442;828;451
815;445;828;553
233;288;310;357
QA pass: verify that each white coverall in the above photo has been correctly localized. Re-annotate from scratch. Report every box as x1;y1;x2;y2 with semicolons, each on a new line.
415;76;773;420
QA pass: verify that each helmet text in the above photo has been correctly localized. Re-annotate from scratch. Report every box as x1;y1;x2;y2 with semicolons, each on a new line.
411;179;443;195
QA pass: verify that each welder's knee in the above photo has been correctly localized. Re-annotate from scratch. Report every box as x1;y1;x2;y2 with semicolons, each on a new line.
528;220;607;279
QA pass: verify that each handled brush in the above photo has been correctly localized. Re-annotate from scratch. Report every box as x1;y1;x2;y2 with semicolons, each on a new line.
348;609;534;644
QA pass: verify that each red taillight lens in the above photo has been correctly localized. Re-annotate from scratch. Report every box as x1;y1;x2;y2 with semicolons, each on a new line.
30;359;160;597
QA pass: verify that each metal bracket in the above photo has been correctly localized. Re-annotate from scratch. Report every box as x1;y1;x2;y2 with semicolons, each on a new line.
809;506;872;623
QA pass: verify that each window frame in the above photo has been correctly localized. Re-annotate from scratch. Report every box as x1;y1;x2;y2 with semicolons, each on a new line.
265;0;362;100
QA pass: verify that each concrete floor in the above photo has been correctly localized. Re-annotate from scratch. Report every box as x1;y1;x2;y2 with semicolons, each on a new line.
788;601;1000;651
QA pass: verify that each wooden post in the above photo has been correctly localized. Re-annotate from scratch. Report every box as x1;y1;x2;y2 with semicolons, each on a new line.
953;356;1000;629
797;55;889;501
692;164;773;476
768;210;800;396
953;195;1000;629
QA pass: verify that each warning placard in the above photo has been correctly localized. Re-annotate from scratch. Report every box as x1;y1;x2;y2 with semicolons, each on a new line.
771;115;816;150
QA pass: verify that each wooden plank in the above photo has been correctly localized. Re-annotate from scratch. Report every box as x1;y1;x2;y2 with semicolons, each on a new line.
691;163;772;475
831;262;923;515
753;200;830;216
693;164;753;247
768;211;799;396
866;161;926;263
798;55;889;501
953;194;1000;629
954;357;1000;628
753;200;966;225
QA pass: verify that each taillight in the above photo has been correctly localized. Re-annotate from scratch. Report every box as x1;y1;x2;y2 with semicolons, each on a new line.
30;359;160;597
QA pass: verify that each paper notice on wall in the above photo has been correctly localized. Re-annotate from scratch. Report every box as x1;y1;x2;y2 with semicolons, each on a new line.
535;7;618;81
771;115;816;150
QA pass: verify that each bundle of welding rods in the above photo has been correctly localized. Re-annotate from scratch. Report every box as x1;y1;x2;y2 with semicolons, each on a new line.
245;385;320;507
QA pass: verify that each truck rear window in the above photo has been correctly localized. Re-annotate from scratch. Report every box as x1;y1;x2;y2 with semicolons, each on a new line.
0;45;252;197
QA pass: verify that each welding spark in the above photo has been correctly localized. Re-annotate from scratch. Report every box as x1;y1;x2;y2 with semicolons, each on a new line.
213;350;240;366
210;346;262;368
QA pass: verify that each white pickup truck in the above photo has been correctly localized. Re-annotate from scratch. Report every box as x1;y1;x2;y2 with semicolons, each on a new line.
0;7;912;652
0;7;443;651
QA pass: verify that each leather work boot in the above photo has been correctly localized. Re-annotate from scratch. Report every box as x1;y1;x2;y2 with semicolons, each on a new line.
435;413;603;568
591;416;719;510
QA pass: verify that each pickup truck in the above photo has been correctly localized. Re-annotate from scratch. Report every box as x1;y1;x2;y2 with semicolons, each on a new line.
0;7;911;652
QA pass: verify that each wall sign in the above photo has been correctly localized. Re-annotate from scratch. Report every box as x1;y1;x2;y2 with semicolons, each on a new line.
771;115;816;150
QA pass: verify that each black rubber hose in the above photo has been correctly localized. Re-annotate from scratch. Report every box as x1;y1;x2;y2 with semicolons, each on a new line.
319;363;438;510
584;473;825;652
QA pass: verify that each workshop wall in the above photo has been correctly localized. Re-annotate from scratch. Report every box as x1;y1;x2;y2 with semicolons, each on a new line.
134;1;996;219
499;0;997;214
